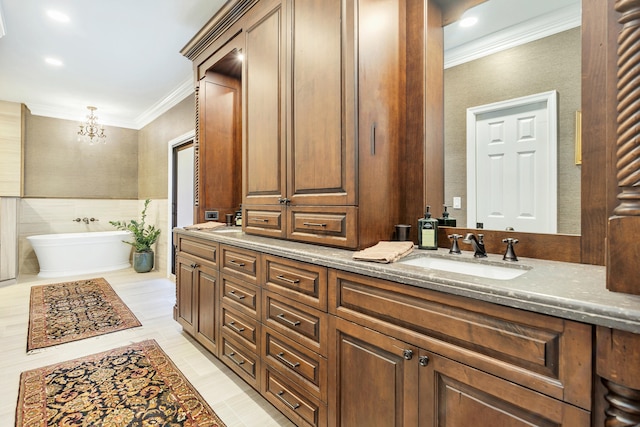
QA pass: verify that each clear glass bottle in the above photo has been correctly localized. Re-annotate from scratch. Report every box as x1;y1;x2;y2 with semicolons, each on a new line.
418;205;438;250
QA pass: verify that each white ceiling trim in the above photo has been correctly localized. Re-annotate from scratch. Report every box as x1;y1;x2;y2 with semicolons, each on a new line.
444;5;581;69
134;77;195;129
28;77;195;130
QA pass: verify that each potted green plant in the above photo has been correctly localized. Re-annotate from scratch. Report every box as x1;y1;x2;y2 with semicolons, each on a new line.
110;199;161;273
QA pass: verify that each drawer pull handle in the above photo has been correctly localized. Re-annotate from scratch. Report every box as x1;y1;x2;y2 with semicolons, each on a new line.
419;355;430;367
254;218;269;223
228;290;246;300
276;390;300;410
302;222;327;228
276;275;300;284
228;321;245;333
229;259;246;267
277;313;301;327
228;351;245;366
276;352;300;369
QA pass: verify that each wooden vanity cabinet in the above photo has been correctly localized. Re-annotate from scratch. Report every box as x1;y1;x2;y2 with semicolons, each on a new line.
328;269;592;426
174;235;220;356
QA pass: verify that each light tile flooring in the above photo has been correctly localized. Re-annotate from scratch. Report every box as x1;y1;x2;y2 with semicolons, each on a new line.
0;269;295;427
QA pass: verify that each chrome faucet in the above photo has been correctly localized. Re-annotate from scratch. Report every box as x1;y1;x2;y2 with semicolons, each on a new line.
82;217;90;224
463;233;487;258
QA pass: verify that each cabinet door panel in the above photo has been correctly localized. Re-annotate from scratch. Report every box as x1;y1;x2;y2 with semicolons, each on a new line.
176;255;196;334
330;317;418;427
244;4;286;206
289;0;353;205
420;351;591;427
195;266;219;355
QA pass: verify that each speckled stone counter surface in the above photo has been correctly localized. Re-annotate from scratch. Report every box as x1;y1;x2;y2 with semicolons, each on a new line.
175;227;640;333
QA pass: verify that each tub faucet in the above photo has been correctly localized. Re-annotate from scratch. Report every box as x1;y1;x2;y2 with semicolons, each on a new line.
463;233;487;258
82;217;90;224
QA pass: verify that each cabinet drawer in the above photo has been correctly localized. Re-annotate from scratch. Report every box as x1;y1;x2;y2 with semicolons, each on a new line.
222;304;260;351
329;269;592;410
263;326;327;402
287;206;357;249
244;205;285;238
221;334;260;388
264;255;328;311
221;245;259;283
263;291;327;355
262;366;327;427
177;235;218;265
221;274;260;317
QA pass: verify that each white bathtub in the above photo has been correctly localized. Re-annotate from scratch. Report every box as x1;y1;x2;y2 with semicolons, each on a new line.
27;231;133;278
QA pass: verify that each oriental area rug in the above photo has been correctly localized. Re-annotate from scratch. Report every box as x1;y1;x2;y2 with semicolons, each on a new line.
16;339;226;426
27;277;141;351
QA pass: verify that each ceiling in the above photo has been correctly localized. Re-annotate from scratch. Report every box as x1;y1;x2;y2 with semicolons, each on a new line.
0;0;226;129
0;0;579;130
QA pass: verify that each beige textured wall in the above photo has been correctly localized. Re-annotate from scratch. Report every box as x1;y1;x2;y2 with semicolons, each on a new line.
444;27;581;235
24;115;138;198
138;94;195;199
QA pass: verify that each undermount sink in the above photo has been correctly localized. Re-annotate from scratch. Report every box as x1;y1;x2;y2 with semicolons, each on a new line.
397;255;529;280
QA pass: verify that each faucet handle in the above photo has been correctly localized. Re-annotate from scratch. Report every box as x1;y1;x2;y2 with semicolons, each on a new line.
448;234;462;254
502;238;519;261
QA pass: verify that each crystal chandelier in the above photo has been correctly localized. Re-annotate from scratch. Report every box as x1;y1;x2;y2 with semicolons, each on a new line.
77;106;106;144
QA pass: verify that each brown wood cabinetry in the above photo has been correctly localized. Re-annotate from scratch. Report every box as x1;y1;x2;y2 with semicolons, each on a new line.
328;269;592;426
175;233;598;426
174;235;220;356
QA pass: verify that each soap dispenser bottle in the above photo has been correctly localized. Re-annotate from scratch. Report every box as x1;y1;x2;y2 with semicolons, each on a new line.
418;205;438;250
438;205;457;227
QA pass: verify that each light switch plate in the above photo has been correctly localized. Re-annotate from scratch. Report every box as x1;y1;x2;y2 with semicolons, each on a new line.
204;211;219;221
453;197;462;209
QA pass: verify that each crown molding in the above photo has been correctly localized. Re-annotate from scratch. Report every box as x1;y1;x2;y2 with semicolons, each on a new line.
444;5;581;69
27;77;195;130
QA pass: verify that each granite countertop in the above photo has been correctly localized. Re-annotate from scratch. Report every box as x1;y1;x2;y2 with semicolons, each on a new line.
175;227;640;334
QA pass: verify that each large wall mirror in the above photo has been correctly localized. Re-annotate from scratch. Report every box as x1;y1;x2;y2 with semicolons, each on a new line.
442;0;581;235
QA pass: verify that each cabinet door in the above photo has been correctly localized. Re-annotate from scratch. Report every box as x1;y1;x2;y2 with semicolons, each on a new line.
195;264;220;356
243;1;286;207
330;317;418;427
197;71;242;224
418;350;591;427
287;0;354;207
176;255;197;335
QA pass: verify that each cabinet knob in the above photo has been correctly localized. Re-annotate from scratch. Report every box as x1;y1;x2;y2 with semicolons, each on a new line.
402;349;413;360
419;355;430;367
190;263;199;269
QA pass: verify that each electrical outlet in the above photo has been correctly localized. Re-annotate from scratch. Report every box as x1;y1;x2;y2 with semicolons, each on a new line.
204;211;219;221
453;197;462;209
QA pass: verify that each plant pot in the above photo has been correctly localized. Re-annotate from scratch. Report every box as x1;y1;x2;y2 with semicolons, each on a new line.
133;250;154;273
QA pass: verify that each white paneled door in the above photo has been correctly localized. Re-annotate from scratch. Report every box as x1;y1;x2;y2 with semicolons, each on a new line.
467;91;557;233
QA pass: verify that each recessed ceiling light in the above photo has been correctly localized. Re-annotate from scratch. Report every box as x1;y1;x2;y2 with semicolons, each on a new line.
46;10;70;23
237;53;244;61
45;57;63;67
459;16;478;28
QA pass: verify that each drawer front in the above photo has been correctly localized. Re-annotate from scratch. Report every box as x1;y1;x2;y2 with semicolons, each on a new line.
329;269;593;409
263;326;327;401
221;334;260;388
221;245;259;283
222;304;260;350
262;366;327;427
178;235;218;265
221;274;260;316
264;255;328;310
263;291;326;355
244;205;285;238
287;206;357;249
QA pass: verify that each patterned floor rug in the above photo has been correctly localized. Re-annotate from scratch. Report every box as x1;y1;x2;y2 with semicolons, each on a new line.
16;339;226;426
27;277;142;351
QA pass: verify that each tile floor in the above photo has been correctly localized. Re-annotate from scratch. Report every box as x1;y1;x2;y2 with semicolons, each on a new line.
0;269;295;427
